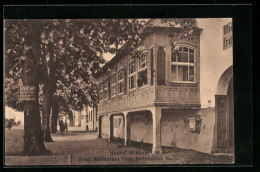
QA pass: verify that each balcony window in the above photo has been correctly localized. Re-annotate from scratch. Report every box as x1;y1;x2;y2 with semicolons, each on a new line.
103;80;109;100
137;51;148;87
99;83;103;101
171;46;195;82
111;73;117;97
139;51;148;70
128;59;136;90
117;68;124;94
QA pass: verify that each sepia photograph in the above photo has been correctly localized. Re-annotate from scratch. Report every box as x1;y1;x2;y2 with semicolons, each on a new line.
4;17;235;166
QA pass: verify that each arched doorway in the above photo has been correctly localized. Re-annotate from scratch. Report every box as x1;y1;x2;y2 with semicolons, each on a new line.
213;65;234;153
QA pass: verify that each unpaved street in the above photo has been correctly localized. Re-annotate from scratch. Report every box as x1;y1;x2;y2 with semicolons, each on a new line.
5;127;233;165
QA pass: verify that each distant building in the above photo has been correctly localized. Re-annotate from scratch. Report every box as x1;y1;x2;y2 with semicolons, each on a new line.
82;103;98;131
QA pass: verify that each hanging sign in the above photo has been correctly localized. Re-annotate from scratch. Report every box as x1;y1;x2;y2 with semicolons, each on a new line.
19;85;36;101
223;22;233;50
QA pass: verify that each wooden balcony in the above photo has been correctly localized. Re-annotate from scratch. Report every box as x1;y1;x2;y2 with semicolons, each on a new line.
98;83;200;115
98;86;155;114
155;83;200;107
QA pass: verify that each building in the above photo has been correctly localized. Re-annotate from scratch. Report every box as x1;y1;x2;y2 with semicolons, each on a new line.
96;18;233;155
81;104;98;131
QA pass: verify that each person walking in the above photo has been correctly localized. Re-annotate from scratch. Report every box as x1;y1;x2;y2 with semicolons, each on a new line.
64;119;68;135
59;119;64;135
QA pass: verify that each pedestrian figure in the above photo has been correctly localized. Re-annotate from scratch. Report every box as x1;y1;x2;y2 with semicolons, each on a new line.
59;119;64;135
64;119;68;135
7;120;13;130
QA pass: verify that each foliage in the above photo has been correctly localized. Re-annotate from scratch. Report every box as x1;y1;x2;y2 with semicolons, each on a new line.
5;19;198;112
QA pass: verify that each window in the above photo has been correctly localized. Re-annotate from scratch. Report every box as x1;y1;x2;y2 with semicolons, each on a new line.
171;46;195;82
111;73;117;97
139;51;148;70
117;68;124;94
91;110;92;121
103;80;109;100
128;59;136;90
137;51;148;87
99;83;103;101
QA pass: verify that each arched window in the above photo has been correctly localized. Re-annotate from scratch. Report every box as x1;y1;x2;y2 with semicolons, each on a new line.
171;46;195;82
117;68;124;94
128;59;136;90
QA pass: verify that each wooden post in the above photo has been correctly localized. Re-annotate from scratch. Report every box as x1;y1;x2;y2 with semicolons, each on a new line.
151;107;162;154
98;115;102;138
108;114;113;142
124;112;128;146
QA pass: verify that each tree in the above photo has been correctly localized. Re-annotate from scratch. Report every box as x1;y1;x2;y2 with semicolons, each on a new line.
5;19;198;153
5;20;50;155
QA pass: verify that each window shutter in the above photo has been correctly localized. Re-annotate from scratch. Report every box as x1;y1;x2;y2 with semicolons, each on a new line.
157;47;165;85
102;81;105;100
124;67;127;94
150;48;154;85
98;84;100;101
108;78;111;99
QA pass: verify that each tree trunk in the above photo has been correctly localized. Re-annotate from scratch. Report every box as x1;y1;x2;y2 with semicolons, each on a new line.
41;41;56;142
42;83;54;142
22;20;49;155
51;99;59;134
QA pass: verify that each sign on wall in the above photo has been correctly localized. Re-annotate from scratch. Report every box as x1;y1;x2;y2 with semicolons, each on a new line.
188;118;195;132
223;22;233;50
19;85;36;101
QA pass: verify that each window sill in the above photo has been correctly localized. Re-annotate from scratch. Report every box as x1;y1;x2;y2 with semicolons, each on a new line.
169;82;198;87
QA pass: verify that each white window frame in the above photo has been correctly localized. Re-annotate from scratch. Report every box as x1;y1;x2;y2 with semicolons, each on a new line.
128;59;136;91
117;67;124;95
138;51;148;72
170;45;195;83
111;73;117;98
99;83;103;102
103;80;109;100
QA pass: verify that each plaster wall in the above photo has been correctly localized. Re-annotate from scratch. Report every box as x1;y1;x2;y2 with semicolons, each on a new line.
197;18;233;108
114;108;215;154
101;116;109;136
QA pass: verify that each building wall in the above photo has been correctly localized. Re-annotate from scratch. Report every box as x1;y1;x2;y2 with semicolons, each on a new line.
81;105;98;131
102;116;109;136
113;108;215;154
197;18;233;108
73;111;81;127
99;19;233;154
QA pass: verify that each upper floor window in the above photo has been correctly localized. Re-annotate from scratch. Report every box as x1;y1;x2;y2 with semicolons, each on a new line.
103;80;109;100
171;46;195;82
118;68;124;94
111;73;117;97
99;83;103;101
137;51;148;87
128;59;136;90
139;51;148;70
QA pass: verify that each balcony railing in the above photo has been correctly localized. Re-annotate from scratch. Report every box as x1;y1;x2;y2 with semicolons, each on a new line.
98;83;200;114
98;86;155;114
